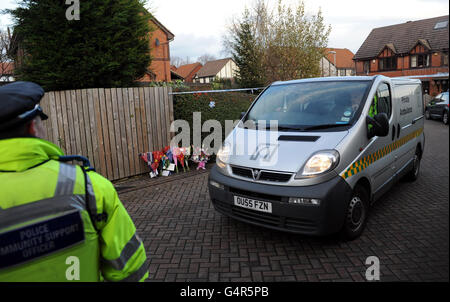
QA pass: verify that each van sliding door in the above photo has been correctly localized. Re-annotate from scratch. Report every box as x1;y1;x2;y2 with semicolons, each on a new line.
394;84;423;177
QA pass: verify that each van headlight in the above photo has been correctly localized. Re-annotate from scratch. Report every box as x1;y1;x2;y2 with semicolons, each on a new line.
216;142;231;168
295;150;340;178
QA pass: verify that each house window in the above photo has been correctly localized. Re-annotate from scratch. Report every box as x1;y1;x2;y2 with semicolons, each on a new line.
434;21;448;30
410;53;430;68
443;52;448;66
339;69;346;76
379;57;397;71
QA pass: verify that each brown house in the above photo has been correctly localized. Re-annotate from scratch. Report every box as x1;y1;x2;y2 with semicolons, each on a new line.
321;48;355;76
170;65;185;81
172;63;203;83
194;58;238;84
139;16;174;83
354;15;449;95
0;62;15;84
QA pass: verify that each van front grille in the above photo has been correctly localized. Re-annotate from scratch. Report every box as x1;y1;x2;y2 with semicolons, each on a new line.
231;166;253;178
259;171;292;182
231;166;293;183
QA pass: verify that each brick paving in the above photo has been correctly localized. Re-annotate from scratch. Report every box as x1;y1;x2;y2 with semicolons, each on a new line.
116;120;449;282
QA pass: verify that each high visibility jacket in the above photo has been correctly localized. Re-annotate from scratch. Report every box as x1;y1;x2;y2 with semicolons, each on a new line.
0;138;148;282
368;94;378;131
369;94;378;118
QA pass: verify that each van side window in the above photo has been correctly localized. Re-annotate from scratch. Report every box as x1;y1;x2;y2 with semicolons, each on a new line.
370;83;392;118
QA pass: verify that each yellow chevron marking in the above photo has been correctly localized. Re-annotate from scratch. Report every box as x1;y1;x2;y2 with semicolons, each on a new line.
341;128;423;180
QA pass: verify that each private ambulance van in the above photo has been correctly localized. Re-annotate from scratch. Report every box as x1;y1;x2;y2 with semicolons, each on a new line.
208;75;425;240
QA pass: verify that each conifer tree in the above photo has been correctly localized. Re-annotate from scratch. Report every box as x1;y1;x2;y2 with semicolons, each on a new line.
8;0;152;90
230;10;266;88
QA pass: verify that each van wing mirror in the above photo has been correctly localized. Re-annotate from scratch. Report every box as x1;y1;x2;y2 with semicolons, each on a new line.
240;112;246;119
367;113;389;139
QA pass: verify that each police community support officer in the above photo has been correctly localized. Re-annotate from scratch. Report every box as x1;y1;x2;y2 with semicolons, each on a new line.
0;82;148;282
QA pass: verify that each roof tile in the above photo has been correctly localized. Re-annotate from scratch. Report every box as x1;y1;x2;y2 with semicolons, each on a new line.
175;63;202;78
354;15;449;60
325;48;355;68
196;58;233;78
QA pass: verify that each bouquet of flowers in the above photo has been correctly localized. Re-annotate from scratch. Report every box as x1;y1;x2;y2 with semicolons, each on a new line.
182;146;191;170
173;146;191;172
139;152;159;177
191;147;209;170
152;150;164;173
140;145;195;177
161;153;170;170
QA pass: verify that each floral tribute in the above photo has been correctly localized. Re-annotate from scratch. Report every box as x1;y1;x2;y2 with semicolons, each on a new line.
139;145;207;178
191;147;209;170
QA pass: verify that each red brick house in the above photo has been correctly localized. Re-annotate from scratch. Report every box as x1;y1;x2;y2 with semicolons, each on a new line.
354;15;449;95
0;62;15;83
172;63;203;83
321;48;355;76
170;65;184;81
139;16;174;83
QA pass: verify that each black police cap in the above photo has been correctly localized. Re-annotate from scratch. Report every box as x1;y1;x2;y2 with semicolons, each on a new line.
0;81;47;131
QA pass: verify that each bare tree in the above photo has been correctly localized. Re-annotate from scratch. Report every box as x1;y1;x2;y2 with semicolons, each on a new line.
197;53;217;65
171;55;193;67
0;28;15;82
170;56;183;68
223;0;331;84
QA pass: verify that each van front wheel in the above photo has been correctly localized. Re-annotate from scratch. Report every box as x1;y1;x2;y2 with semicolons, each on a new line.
340;185;369;241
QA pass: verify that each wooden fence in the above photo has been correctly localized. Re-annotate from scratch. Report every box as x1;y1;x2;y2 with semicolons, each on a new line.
40;87;174;181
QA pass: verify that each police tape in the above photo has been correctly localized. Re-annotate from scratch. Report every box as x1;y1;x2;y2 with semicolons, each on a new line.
341;127;424;180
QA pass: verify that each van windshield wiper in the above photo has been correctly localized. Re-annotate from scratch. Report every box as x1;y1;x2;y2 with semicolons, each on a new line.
266;125;304;131
260;124;350;131
302;124;350;131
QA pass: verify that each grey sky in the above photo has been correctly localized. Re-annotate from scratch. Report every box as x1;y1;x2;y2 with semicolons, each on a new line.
1;0;449;60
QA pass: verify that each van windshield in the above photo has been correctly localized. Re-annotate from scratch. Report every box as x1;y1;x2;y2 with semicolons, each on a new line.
244;81;372;131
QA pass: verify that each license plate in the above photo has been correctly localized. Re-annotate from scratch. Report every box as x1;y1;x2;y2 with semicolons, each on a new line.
233;196;272;213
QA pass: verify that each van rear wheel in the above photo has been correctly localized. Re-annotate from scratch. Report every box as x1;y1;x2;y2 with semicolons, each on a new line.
405;147;421;181
340;185;369;241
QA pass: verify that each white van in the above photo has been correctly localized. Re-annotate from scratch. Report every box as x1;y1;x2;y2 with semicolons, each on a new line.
208;75;425;240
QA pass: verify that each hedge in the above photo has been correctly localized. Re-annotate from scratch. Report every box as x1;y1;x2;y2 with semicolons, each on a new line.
173;92;256;151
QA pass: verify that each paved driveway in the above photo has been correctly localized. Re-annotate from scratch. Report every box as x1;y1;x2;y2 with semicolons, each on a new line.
116;120;449;282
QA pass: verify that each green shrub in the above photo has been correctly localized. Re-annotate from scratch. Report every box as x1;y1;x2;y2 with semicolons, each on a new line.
148;80;189;91
173;92;256;149
211;77;235;90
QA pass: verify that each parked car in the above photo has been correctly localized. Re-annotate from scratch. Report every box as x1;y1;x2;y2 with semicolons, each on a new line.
209;75;425;240
425;91;449;124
